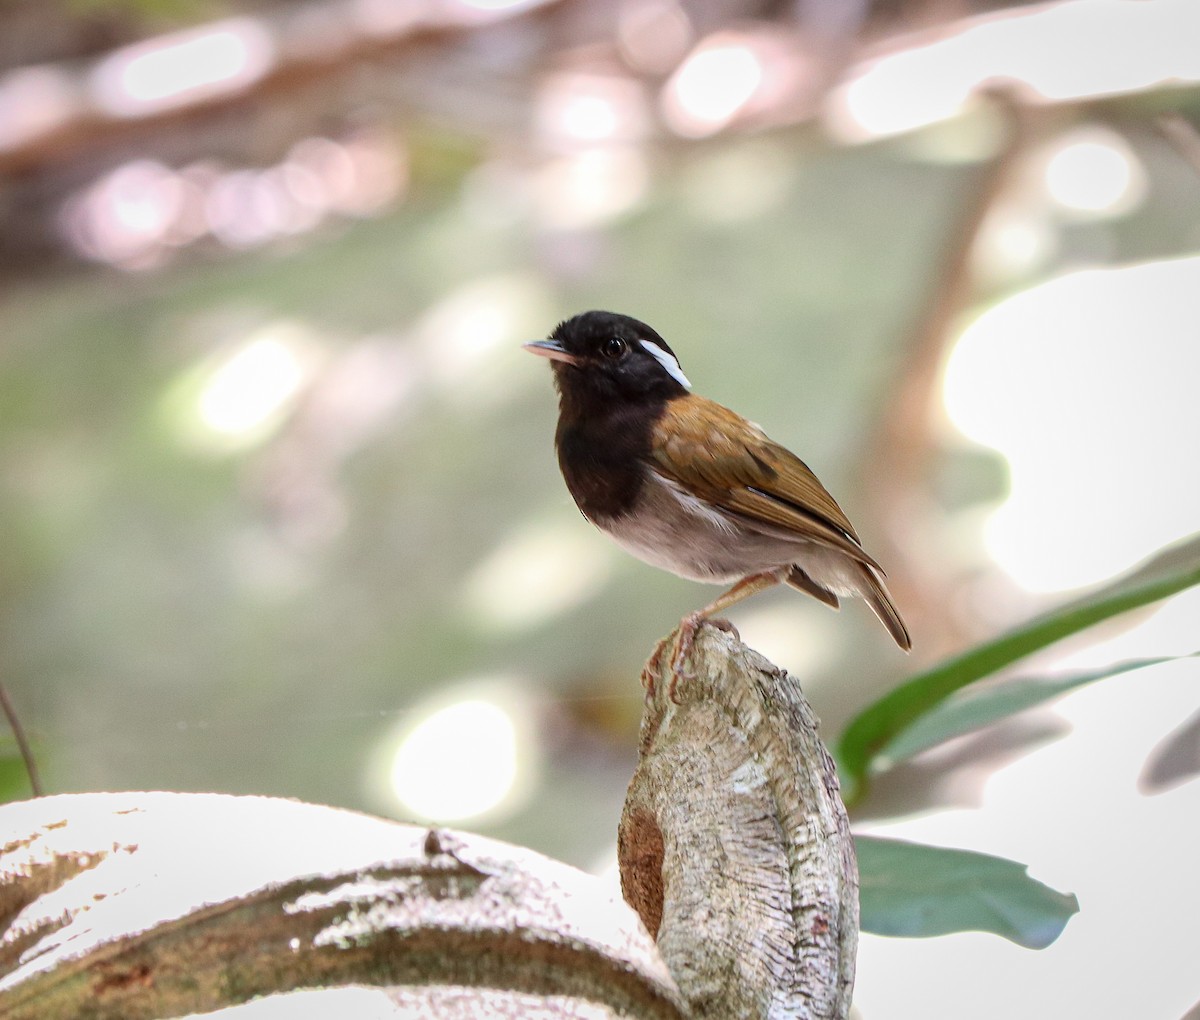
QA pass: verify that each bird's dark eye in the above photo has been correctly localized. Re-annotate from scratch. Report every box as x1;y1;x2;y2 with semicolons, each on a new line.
601;336;627;359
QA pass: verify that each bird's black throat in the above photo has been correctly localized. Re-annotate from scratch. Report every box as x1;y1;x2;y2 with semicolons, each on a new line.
554;391;669;522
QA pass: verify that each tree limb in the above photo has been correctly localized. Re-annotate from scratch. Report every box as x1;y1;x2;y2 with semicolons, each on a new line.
0;792;685;1019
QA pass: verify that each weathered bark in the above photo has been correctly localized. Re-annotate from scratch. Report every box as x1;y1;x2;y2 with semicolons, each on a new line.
0;625;858;1018
620;621;858;1019
0;792;685;1019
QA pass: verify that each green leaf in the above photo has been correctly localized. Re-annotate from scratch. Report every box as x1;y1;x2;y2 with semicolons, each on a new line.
856;835;1079;949
878;653;1198;767
836;532;1200;804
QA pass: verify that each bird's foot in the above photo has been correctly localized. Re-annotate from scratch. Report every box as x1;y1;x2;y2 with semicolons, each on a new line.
656;569;778;699
665;613;737;702
641;635;672;697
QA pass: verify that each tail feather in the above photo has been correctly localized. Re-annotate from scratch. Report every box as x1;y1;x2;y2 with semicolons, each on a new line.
785;565;841;610
853;563;912;651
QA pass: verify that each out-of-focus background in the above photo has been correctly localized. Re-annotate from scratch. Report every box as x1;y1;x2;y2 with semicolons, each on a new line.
2;0;1198;1016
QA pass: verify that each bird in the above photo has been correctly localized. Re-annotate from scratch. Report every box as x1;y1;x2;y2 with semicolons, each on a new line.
524;310;910;686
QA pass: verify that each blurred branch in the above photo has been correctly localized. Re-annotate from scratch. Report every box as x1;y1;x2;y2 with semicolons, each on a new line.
855;89;1039;657
622;622;858;1019
0;681;41;797
0;2;561;180
1158;112;1200;179
3;0;1199;273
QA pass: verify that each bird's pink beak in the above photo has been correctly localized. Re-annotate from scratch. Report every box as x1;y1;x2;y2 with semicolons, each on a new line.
523;339;579;366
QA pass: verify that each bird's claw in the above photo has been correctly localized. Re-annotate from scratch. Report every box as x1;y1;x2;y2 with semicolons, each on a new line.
642;634;673;698
664;613;739;702
647;614;739;703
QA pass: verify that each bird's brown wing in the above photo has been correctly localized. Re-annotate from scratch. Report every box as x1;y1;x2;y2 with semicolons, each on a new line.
649;395;881;571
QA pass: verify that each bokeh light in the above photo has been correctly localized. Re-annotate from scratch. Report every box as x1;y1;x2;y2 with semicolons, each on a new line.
413;272;554;409
61;160;184;268
733;603;836;680
534;146;650;230
826;0;1200;142
456;0;541;16
662;34;764;137
463;519;614;633
381;681;540;825
971;200;1056;286
166;322;319;453
1041;127;1145;218
535;72;648;148
90;18;275;117
198;335;309;438
828;43;973;142
943;256;1200;592
60;133;404;267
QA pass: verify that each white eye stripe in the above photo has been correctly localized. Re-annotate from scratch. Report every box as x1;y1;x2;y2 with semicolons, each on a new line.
639;340;691;389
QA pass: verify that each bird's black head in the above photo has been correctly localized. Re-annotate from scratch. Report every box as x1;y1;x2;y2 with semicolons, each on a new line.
524;311;691;413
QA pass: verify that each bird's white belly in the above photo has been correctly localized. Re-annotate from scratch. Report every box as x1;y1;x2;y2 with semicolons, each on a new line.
598;472;819;585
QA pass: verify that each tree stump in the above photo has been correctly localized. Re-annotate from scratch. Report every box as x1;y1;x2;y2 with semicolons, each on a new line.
621;621;858;1019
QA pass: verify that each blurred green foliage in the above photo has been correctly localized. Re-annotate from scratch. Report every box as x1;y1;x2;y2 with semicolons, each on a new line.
837;533;1200;804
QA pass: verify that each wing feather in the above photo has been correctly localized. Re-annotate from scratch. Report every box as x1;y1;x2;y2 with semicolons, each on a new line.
650;395;880;570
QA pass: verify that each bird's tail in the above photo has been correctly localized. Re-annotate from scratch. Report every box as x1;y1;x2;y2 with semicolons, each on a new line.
853;563;912;651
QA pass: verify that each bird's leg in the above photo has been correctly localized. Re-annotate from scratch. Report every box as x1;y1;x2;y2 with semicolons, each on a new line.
699;569;789;618
666;569;787;699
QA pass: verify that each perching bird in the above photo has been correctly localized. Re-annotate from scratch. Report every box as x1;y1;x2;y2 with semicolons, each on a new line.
524;310;910;676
